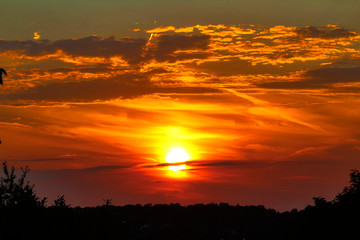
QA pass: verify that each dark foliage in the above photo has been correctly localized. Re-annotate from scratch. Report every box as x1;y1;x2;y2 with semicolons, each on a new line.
51;195;71;209
102;198;113;207
0;162;359;240
334;169;360;206
0;161;46;208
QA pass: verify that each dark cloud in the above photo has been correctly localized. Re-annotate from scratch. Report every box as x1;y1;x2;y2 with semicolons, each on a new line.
143;68;169;74
327;86;360;93
258;80;317;89
149;34;211;62
295;26;357;39
0;36;147;63
0;39;52;55
188;160;269;168
66;165;133;173
189;58;291;76
304;67;360;83
141;160;271;169
0;73;220;102
156;34;210;54
0;34;211;64
54;36;145;58
0;74;150;101
258;67;360;89
12;66;117;77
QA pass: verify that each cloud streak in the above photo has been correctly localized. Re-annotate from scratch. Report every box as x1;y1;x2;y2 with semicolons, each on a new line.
258;67;360;89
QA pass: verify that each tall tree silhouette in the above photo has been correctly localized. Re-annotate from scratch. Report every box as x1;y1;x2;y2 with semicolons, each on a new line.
0;161;47;208
334;169;360;206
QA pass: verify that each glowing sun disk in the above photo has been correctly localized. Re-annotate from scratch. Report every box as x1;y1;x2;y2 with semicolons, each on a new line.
165;147;191;163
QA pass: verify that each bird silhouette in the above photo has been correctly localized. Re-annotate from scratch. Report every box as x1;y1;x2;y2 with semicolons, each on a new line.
0;68;7;85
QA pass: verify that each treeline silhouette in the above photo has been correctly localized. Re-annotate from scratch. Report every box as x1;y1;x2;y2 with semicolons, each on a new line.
0;161;359;240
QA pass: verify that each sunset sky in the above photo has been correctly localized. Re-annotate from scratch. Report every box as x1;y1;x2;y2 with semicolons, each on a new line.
1;0;360;211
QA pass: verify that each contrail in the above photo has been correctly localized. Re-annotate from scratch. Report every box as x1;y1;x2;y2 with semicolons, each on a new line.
224;88;324;132
142;33;154;56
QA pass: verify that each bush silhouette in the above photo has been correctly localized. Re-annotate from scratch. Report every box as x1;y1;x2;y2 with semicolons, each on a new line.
102;198;113;207
0;161;46;208
51;195;71;208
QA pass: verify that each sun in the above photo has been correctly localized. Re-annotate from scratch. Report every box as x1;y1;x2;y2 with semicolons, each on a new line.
166;147;191;163
165;147;190;171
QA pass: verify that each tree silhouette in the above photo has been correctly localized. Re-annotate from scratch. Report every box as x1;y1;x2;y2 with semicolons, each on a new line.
51;195;71;208
312;196;331;208
0;161;46;208
102;198;113;207
334;169;360;206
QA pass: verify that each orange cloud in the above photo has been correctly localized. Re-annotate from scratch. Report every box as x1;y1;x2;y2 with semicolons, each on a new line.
295;25;357;39
1;24;358;71
33;32;41;40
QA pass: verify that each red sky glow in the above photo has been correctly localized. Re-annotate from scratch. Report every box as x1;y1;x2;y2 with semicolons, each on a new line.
1;0;360;211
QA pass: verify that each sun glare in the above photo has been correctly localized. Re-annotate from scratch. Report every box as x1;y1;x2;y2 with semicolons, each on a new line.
166;147;191;163
165;147;190;172
168;164;186;171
